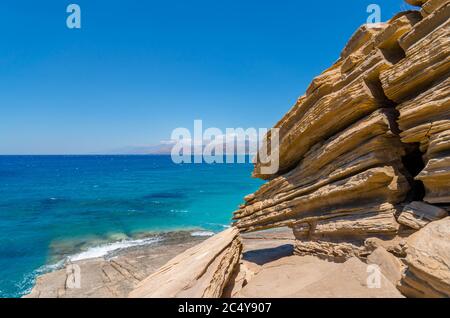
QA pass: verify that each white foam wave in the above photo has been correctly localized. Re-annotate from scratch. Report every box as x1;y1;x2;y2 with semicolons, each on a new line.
39;259;66;274
170;209;188;213
190;231;215;237
68;237;162;262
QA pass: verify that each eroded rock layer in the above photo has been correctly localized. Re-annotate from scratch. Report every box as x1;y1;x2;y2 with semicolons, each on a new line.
233;0;449;297
252;11;421;179
387;3;450;206
128;228;241;298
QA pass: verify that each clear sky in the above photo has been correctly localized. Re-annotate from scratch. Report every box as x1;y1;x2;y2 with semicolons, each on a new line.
0;0;414;154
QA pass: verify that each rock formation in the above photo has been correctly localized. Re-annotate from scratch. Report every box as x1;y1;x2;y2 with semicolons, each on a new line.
232;0;449;297
398;201;447;229
129;227;241;298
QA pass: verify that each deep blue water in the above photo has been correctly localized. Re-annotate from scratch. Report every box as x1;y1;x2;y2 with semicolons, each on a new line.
0;155;262;297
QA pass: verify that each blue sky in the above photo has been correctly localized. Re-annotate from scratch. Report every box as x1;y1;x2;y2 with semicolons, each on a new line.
0;0;414;154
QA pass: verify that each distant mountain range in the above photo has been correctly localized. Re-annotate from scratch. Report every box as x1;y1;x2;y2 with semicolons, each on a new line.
105;139;257;155
105;143;175;155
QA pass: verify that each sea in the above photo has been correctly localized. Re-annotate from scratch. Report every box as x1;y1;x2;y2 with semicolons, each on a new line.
0;155;263;297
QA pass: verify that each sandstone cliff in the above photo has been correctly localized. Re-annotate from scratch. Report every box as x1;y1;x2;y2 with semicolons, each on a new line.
233;0;449;297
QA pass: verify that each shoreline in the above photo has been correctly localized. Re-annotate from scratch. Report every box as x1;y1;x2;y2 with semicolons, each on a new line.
48;228;218;264
0;155;258;298
26;227;298;298
24;229;216;298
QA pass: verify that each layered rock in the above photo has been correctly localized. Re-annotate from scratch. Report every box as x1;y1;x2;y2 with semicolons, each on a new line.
385;3;450;207
128;228;241;298
421;0;448;17
398;201;448;229
238;13;423;246
416;129;450;204
252;11;421;179
292;206;403;262
232;0;450;297
235;109;410;234
235;109;411;250
380;4;449;103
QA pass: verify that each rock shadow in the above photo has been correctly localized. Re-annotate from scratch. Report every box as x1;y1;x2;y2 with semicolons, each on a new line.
242;244;293;266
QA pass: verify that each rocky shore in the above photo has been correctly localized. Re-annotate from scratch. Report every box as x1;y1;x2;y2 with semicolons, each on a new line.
28;227;407;298
25;231;209;298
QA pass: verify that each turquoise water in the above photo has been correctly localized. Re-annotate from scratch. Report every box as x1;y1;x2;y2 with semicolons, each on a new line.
0;155;262;297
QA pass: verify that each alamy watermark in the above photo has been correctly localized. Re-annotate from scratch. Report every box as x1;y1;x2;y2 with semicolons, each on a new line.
366;4;382;28
66;4;81;29
66;264;81;289
169;120;280;175
366;264;382;289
